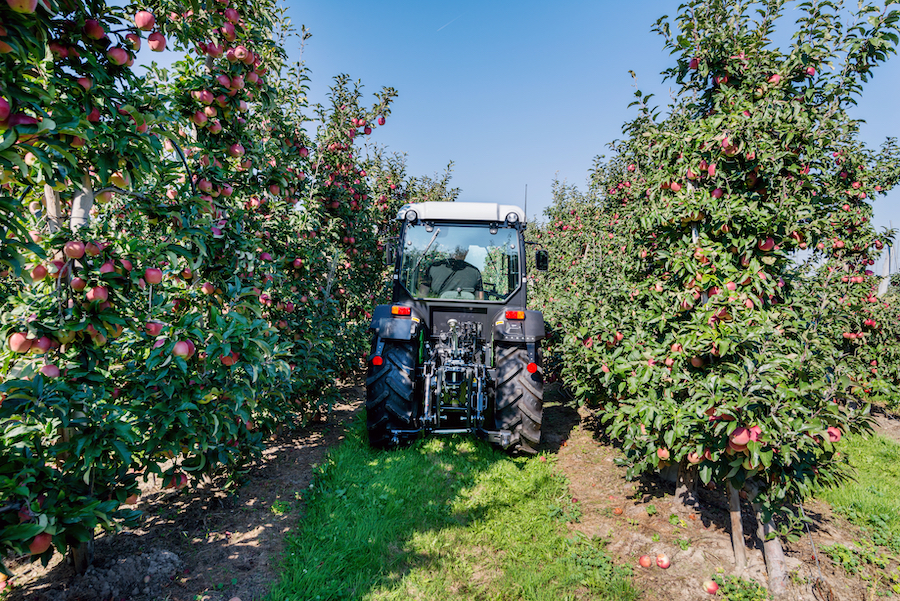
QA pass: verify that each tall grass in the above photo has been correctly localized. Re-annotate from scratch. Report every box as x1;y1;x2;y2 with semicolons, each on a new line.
266;419;637;601
817;432;900;551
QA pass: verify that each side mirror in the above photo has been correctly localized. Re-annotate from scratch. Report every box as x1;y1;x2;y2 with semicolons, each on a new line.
535;249;549;271
384;240;395;266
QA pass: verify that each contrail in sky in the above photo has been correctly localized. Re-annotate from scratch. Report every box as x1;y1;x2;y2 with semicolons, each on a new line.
437;15;462;32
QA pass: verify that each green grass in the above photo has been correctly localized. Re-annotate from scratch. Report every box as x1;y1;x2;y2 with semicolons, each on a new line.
266;419;637;601
817;432;900;552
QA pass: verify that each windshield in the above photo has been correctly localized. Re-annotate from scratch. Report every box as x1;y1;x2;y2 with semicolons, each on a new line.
400;224;521;301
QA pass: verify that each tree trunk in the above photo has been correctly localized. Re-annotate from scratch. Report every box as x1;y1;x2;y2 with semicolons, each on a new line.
70;174;93;230
68;537;94;574
675;460;698;510
43;185;62;233
746;481;788;596
728;481;747;570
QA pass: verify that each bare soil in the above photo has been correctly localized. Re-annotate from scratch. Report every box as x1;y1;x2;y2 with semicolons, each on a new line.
4;380;898;601
542;387;900;601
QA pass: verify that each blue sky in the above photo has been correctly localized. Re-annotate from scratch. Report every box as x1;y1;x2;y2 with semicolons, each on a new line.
288;0;900;237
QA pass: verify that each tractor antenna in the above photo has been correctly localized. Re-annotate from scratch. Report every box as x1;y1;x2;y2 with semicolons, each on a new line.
524;184;528;221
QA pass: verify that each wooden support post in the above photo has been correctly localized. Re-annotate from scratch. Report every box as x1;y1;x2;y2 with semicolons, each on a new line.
728;482;747;571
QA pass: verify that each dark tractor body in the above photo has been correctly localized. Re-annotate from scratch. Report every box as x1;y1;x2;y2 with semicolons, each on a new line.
366;202;548;452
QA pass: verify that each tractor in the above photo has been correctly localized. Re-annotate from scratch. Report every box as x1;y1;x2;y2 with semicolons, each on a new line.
366;201;548;452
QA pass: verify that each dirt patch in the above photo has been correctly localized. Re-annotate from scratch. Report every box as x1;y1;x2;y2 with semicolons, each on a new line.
3;381;365;601
871;403;900;444
543;386;898;601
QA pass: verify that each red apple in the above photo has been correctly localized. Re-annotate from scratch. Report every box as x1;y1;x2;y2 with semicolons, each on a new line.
145;321;164;336
31;336;51;353
8;332;32;353
106;47;129;66
83;19;106;39
165;472;188;489
657;448;670;461
656;554;670;569
40;364;60;378
134;10;155;30
70;277;87;291
86;286;108;303
703;580;719;594
28;532;52;555
827;426;841;443
687;451;702;464
147;32;166;51
31;264;48;281
173;340;191;358
6;0;38;13
228;143;245;157
63;240;85;259
748;425;762;441
728;440;748;453
638;555;652;568
757;237;775;251
730;427;751;446
125;32;141;50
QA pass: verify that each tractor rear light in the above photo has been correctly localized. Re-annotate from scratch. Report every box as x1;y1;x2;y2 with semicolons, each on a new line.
391;306;411;316
505;310;525;320
372;356;383;366
526;362;538;374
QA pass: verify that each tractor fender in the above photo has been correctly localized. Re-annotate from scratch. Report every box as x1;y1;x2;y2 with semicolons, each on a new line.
492;309;545;343
369;304;422;341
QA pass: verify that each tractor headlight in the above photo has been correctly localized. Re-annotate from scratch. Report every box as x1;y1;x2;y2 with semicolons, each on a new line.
505;212;519;225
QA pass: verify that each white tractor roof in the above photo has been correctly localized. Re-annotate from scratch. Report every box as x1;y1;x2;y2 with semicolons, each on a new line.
396;202;526;224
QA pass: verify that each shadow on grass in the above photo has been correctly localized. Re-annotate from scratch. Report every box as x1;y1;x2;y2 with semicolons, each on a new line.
266;415;637;601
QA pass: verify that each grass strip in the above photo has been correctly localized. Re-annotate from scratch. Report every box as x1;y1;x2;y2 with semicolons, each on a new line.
266;418;637;601
817;431;900;551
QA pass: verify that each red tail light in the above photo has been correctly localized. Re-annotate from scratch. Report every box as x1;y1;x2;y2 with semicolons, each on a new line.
526;362;538;374
391;306;411;316
372;356;383;366
505;310;525;320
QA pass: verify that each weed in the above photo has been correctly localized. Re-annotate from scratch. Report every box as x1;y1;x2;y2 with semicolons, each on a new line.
712;570;770;601
675;537;691;551
646;504;657;516
270;500;292;515
549;496;582;524
822;542;890;575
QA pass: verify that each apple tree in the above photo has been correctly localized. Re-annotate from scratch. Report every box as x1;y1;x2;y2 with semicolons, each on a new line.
533;0;900;590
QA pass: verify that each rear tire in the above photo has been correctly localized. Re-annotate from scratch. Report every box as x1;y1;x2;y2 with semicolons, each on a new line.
494;344;543;453
366;341;418;448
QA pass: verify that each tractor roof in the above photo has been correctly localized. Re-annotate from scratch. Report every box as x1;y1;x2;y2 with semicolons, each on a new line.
396;202;526;224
